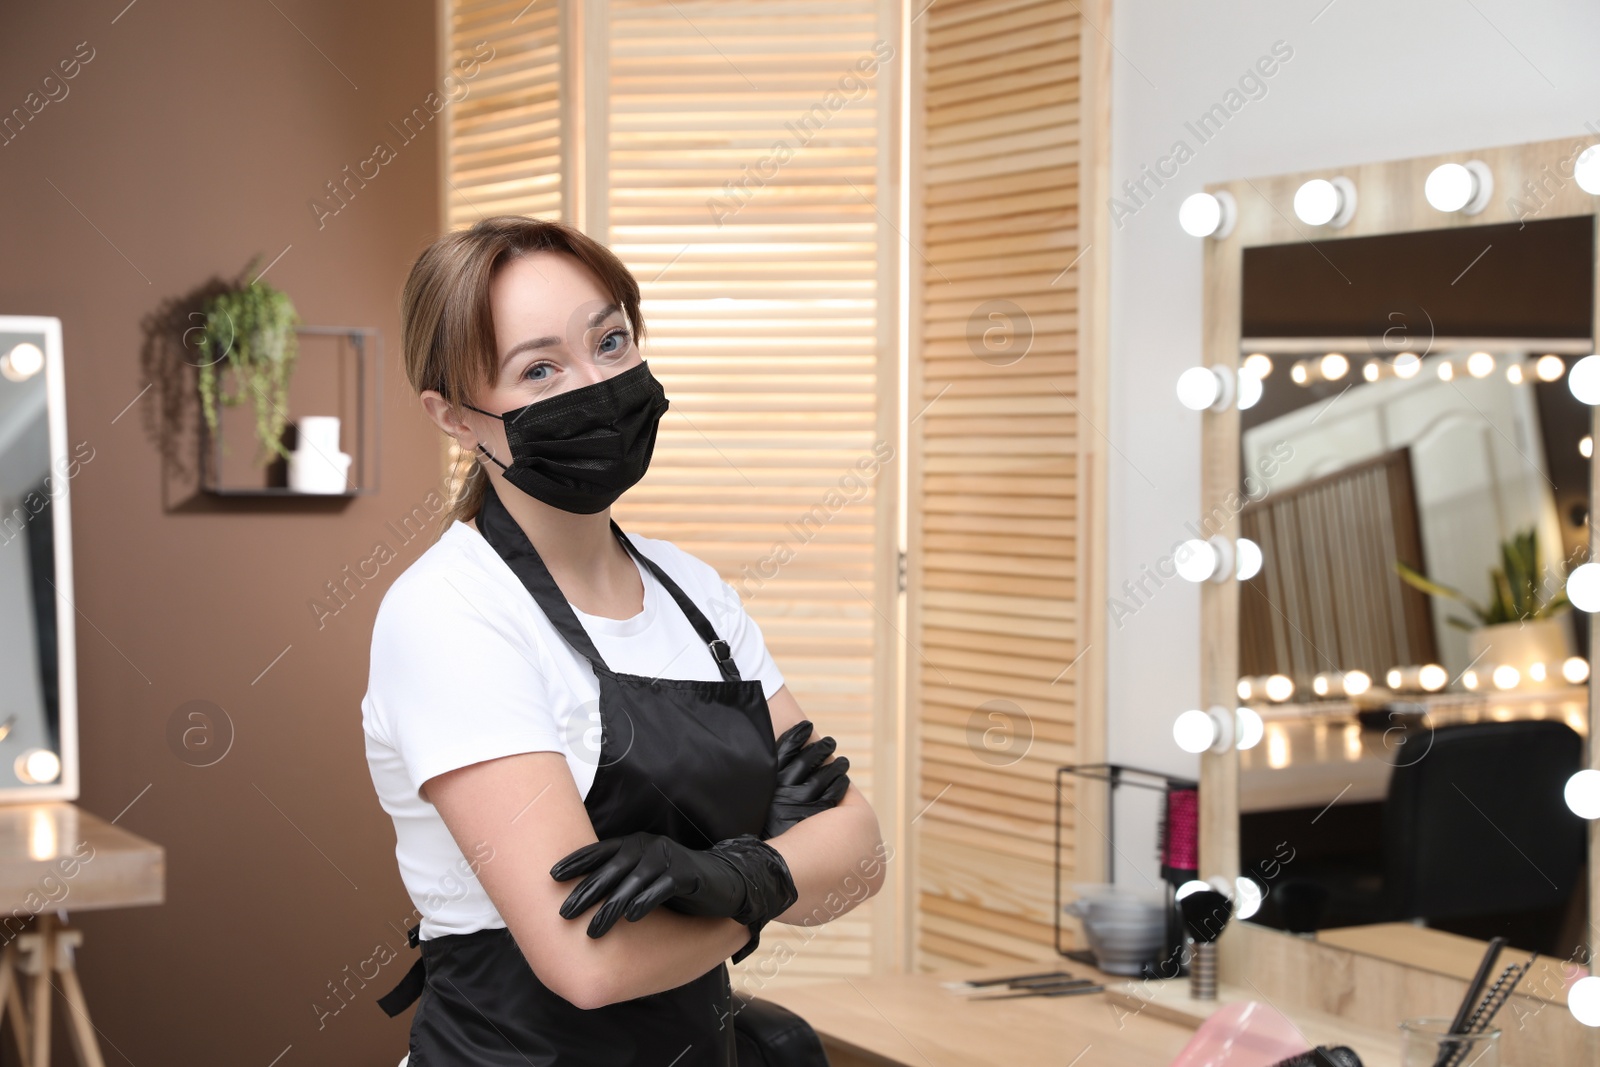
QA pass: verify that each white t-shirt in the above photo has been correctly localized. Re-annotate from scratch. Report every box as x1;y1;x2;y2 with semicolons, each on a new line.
361;518;786;939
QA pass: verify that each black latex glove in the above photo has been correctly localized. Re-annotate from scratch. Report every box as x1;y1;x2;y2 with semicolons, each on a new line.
764;720;851;839
550;832;798;962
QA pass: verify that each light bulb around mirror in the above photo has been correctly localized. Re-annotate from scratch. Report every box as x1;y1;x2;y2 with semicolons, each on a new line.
1423;161;1492;215
1234;876;1264;920
1;342;44;382
1437;360;1454;381
1237;372;1263;409
1535;354;1566;381
1173;709;1220;754
1179;191;1236;238
1290;360;1310;385
1575;144;1600;196
1393;352;1421;378
1176;366;1230;411
1566;769;1600;819
1235;706;1264;751
1582;436;1592;459
1235;538;1263;581
1506;362;1523;385
1363;362;1380;382
1529;661;1547;683
14;749;59;786
1294;178;1341;225
1568;354;1600;404
1320;352;1348;380
1425;162;1476;212
1175;539;1220;582
1385;664;1447;692
1563;656;1590;684
1242;353;1273;379
1567;563;1600;612
1491;664;1520;690
1466;351;1495;378
1264;674;1294;702
1571;974;1600;1027
1344;670;1371;696
1462;669;1480;690
1239;674;1292;702
1178;193;1221;237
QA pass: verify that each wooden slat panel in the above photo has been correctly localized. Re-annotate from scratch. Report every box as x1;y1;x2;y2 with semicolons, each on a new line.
446;0;564;226
602;0;892;986
913;0;1083;971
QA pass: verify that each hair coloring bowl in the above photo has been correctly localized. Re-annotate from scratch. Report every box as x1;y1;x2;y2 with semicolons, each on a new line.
1066;885;1167;976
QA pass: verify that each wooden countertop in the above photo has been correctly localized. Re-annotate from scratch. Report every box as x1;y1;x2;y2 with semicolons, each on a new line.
0;801;163;913
758;961;1201;1067
1316;923;1579;1008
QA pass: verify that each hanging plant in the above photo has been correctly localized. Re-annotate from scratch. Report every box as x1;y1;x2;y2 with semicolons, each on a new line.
196;254;301;466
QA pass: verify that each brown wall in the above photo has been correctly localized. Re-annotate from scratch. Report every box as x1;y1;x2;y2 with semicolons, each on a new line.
0;2;445;1063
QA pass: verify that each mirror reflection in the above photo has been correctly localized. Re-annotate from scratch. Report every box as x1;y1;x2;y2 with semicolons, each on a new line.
1231;218;1592;960
0;327;73;795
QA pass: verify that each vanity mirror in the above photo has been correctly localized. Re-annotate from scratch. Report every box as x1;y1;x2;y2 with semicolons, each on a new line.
1235;216;1591;960
0;316;79;801
1191;138;1600;1002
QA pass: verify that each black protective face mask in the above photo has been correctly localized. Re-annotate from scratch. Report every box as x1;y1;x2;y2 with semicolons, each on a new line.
463;359;670;514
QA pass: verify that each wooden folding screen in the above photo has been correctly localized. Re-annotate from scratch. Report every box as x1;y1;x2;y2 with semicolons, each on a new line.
601;0;900;981
908;0;1106;968
443;0;899;982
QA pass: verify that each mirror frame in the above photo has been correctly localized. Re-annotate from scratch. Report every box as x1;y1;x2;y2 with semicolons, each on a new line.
0;315;79;803
1196;136;1599;953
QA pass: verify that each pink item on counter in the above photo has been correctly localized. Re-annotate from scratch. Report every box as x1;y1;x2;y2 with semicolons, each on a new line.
1165;1000;1312;1067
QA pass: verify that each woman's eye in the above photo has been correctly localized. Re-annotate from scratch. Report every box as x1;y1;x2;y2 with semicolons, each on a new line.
523;361;552;381
598;328;630;356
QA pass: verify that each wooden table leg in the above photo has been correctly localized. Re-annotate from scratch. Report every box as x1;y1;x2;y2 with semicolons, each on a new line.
18;914;54;1067
12;915;108;1067
53;925;105;1067
26;914;51;1067
0;941;32;1067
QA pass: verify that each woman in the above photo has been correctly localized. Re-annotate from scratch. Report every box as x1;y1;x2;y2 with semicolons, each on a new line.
361;215;885;1065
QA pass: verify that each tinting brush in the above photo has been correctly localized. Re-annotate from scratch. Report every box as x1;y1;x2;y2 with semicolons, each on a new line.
1179;889;1233;943
1178;886;1233;1001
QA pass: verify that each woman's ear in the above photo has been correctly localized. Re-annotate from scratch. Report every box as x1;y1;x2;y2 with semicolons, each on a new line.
421;390;475;449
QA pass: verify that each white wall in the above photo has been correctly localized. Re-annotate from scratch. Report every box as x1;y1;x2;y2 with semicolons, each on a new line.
1104;0;1600;889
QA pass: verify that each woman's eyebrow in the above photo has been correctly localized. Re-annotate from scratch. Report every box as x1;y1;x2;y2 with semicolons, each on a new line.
499;335;560;367
498;304;623;368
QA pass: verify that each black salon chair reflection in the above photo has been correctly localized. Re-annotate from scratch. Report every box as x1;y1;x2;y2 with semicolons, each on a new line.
1246;720;1587;955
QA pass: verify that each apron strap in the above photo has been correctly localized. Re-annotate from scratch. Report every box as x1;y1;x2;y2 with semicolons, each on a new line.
476;481;611;670
610;521;743;683
376;923;425;1017
475;482;742;681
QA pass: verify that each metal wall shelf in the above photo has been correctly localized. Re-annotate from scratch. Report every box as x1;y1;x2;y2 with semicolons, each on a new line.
200;325;382;497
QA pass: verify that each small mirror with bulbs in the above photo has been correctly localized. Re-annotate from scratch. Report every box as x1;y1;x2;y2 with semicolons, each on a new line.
0;317;79;801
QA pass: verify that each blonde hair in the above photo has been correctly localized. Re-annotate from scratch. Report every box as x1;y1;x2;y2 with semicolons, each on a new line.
399;216;647;532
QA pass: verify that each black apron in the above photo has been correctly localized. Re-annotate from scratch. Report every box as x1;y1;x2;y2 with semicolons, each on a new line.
377;483;778;1066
